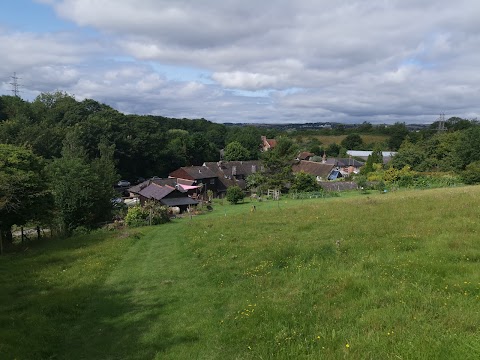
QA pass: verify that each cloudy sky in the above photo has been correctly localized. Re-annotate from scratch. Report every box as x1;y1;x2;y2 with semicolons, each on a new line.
1;0;480;124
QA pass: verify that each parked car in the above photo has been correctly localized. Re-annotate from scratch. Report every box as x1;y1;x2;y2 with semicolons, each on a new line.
117;180;131;187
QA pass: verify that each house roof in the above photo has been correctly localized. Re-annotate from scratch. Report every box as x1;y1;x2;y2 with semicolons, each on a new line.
261;135;277;149
266;139;277;148
328;170;342;180
138;183;176;200
297;151;315;160
203;161;262;191
204;160;262;177
129;178;178;194
169;166;217;180
333;158;365;167
291;160;334;178
178;184;200;191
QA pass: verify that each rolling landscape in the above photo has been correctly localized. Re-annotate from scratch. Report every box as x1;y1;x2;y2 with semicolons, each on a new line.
3;1;480;359
1;186;480;359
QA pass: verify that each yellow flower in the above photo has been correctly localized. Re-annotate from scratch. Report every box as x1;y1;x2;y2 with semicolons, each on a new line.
346;343;350;348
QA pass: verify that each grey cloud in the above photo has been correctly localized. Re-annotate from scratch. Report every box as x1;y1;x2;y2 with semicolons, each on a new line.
3;0;480;124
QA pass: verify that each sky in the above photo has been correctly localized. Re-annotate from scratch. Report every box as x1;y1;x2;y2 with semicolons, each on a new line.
1;0;480;124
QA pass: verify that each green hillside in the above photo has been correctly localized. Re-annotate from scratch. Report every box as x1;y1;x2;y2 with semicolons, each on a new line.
1;187;480;359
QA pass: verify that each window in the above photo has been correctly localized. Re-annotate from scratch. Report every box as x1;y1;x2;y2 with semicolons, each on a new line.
210;178;215;185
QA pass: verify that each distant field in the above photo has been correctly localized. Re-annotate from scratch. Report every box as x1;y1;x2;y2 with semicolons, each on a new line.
306;134;389;146
1;186;480;359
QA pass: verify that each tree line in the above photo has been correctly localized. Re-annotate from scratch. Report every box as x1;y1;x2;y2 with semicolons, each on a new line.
0;92;273;246
2;91;479;247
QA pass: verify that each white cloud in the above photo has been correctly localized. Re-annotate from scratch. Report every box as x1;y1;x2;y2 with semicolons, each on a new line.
3;0;480;123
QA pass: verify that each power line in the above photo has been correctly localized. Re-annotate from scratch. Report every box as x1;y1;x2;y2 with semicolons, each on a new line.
9;72;21;97
437;113;446;132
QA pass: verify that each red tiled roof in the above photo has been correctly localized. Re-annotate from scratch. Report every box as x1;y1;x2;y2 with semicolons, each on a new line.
267;139;277;148
169;166;217;180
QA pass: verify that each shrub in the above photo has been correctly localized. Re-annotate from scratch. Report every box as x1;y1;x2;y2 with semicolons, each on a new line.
125;202;170;227
462;161;480;185
125;206;149;227
290;171;318;192
226;186;244;204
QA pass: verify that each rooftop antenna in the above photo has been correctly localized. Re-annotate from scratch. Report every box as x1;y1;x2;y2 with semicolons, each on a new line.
10;72;21;97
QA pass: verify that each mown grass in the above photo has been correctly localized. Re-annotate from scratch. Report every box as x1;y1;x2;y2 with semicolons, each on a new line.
1;186;480;359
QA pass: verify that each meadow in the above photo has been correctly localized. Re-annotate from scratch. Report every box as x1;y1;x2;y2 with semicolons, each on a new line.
305;134;389;146
1;186;480;359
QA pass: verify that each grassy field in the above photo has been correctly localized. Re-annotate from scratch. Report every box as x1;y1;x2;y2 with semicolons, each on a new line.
1;187;480;359
307;134;389;146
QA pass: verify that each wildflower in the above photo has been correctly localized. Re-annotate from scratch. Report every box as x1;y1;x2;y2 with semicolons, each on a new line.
346;343;350;348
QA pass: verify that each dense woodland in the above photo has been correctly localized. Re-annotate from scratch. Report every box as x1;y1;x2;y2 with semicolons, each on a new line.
1;92;480;245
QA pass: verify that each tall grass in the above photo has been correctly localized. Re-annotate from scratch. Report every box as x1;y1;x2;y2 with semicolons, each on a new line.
1;186;480;359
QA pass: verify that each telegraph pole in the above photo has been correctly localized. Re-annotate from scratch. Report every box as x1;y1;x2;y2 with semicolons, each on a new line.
10;72;21;97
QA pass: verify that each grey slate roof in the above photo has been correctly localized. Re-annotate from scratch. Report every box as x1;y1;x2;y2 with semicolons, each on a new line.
138;183;175;200
129;178;179;194
203;160;262;191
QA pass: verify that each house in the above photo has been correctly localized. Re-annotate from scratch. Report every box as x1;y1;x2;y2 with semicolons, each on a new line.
203;160;263;197
296;151;315;161
324;157;364;176
169;166;219;198
261;136;277;152
291;160;335;182
130;182;198;213
129;177;200;198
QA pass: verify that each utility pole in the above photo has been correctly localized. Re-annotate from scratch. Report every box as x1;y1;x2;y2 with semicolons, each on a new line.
10;72;21;97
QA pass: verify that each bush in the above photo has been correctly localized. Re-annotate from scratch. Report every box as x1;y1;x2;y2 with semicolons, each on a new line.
226;186;244;204
462;161;480;185
125;206;149;227
290;171;318;192
125;202;170;227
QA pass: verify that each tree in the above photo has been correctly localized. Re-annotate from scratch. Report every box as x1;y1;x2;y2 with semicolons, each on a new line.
390;139;425;171
48;131;118;234
261;137;297;190
326;143;341;157
246;172;267;192
0;144;52;249
226;186;244;204
341;134;363;149
455;126;480;169
226;126;261;159
387;122;409;151
462;161;480;185
362;145;383;174
223;141;250;161
290;172;318;192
